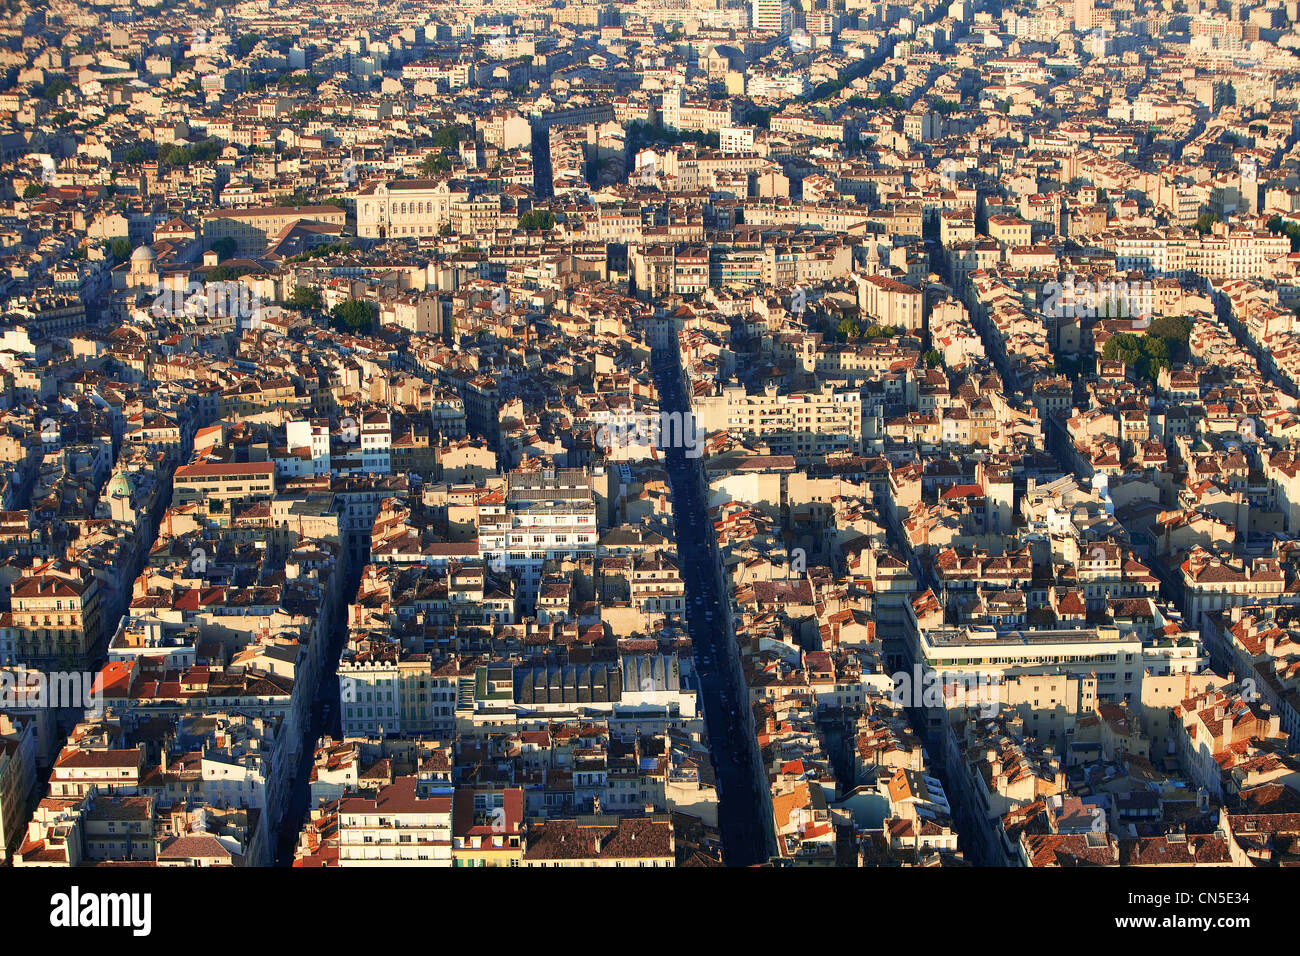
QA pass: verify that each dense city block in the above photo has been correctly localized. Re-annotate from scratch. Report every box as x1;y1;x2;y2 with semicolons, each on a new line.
0;0;1298;875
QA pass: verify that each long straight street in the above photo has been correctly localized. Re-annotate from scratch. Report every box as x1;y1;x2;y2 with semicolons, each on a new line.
651;345;769;866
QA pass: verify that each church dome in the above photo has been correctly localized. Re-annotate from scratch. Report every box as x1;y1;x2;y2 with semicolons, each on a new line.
107;472;134;498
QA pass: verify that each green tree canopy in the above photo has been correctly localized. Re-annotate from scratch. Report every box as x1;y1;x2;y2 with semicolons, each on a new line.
517;209;557;231
285;240;353;263
331;299;376;332
287;285;323;311
433;126;461;150
1268;215;1300;253
421;152;451;175
158;138;221;167
1102;320;1188;382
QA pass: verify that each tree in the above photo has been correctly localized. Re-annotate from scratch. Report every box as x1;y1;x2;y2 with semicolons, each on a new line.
331;299;376;332
210;237;237;261
158;139;221;168
1141;334;1171;373
1146;314;1192;347
421;153;451;175
1268;214;1300;253
39;78;72;101
285;240;352;263
923;349;942;367
438;223;454;237
22;183;42;198
1102;327;1180;383
836;318;860;340
109;238;133;262
286;285;323;311
237;33;265;57
517;209;556;231
433;126;461;150
277;71;316;87
1102;332;1142;365
1195;212;1220;235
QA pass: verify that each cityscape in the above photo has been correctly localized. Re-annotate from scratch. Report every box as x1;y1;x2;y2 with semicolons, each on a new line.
0;0;1296;893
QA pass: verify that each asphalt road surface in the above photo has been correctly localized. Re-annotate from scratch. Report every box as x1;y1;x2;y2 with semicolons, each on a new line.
652;346;769;866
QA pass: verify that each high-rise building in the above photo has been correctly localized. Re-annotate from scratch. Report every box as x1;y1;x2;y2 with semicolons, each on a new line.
1074;0;1095;30
751;0;792;34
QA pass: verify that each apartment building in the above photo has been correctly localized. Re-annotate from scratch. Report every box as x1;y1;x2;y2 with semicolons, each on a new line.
692;384;864;462
48;744;146;798
1174;687;1288;800
661;88;737;134
986;215;1033;249
172;461;277;506
338;650;460;738
750;0;791;34
336;776;454;866
1181;549;1289;625
906;612;1146;706
5;570;104;669
0;715;37;862
1107;227;1289;279
479;467;600;601
769;111;845;142
856;274;924;331
452;786;525;867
